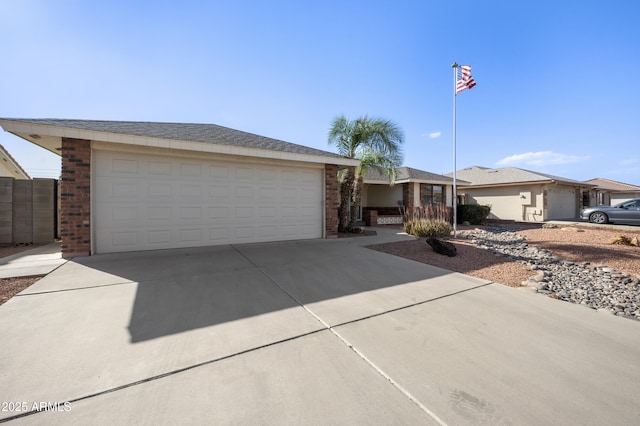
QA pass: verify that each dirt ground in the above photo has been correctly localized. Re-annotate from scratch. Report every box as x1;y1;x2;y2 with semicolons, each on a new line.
368;224;640;287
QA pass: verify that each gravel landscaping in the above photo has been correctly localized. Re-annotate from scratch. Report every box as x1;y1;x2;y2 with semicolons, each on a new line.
0;244;45;307
369;224;640;320
0;276;42;306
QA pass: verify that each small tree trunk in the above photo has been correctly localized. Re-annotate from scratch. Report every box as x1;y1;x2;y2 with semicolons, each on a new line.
338;167;355;232
349;171;364;230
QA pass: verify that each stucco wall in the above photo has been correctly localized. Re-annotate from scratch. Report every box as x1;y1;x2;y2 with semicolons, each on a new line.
459;185;545;222
445;185;453;208
461;183;582;221
364;183;403;207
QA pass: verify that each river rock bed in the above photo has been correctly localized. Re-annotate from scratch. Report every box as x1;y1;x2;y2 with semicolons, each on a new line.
458;227;640;320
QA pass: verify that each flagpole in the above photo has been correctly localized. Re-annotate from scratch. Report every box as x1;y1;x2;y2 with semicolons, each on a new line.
452;62;458;238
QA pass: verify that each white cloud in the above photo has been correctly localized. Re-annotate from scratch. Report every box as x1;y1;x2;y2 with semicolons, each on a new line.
427;132;441;139
496;151;589;167
619;158;639;166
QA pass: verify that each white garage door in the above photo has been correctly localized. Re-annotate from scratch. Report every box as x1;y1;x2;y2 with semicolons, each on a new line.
546;187;576;220
93;150;323;254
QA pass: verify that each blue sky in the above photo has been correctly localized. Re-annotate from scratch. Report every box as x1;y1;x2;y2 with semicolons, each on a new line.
1;0;639;184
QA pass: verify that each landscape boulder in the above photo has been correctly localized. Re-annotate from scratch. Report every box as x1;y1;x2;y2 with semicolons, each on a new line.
426;237;457;257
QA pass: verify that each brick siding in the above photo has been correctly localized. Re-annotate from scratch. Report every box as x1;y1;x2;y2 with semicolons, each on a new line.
402;182;415;211
60;138;91;257
324;164;339;238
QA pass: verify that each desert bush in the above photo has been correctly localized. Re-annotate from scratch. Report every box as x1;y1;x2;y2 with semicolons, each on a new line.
403;218;452;238
457;204;491;224
400;205;452;237
400;205;453;237
400;204;452;222
609;235;639;246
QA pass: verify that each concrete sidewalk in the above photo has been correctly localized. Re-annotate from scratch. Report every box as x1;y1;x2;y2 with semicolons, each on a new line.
0;243;66;279
1;228;639;425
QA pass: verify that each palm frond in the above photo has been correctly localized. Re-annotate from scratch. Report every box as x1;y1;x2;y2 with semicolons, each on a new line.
328;115;356;157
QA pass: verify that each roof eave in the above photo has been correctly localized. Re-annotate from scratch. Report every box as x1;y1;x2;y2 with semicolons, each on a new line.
364;178;466;185
461;180;596;189
0;119;359;167
0;146;31;179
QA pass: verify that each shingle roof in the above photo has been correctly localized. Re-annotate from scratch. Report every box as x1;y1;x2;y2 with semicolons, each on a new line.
0;118;349;160
448;165;590;186
585;177;640;192
364;166;463;184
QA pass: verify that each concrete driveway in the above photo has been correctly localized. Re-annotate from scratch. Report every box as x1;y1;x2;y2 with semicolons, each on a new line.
1;228;639;425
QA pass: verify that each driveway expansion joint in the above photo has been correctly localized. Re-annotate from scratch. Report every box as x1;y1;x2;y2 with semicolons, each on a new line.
0;329;327;423
231;244;464;425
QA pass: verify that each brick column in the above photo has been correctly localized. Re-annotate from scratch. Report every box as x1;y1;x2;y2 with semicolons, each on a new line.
61;138;91;257
402;182;415;213
363;209;378;226
324;164;339;238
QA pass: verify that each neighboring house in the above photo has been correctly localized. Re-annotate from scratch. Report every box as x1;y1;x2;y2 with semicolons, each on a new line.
0;118;358;257
583;178;640;206
361;166;464;224
0;144;30;179
448;166;595;222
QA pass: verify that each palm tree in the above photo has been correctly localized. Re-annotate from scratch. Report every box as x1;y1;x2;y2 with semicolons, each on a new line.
328;115;404;231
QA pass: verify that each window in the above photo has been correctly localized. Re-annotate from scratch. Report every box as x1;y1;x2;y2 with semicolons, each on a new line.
421;185;443;206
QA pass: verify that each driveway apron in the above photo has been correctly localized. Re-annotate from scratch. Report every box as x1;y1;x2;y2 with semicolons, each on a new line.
1;228;639;425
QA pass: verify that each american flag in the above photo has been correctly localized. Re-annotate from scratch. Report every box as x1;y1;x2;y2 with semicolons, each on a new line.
456;65;476;94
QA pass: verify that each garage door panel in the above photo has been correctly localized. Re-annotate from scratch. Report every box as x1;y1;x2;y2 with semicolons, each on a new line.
148;160;172;175
180;184;202;198
235;167;254;180
235;207;254;219
94;151;322;253
179;163;202;177
209;227;229;241
112;231;138;248
259;187;277;202
111;158;139;174
209;206;229;219
209;185;229;200
179;206;202;220
209;165;230;179
260;169;277;181
235;186;255;201
148;183;172;198
148;230;171;245
179;229;202;243
281;187;299;201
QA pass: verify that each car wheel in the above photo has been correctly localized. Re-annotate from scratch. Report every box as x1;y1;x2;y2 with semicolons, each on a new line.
589;212;608;224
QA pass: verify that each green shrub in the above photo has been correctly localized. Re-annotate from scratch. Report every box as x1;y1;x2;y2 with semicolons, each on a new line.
457;204;491;224
403;218;452;238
